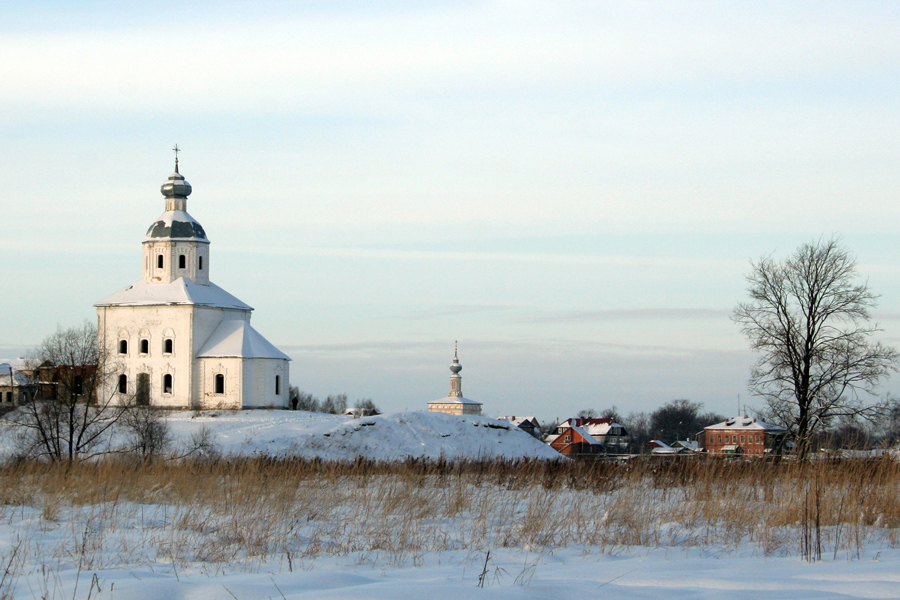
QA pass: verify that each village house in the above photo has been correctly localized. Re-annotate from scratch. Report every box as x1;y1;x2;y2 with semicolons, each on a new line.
496;415;541;438
0;363;38;409
556;417;631;453
703;416;788;456
546;424;603;457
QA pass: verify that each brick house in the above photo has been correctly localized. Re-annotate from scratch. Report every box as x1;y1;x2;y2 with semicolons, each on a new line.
703;416;788;457
556;417;630;452
547;425;603;457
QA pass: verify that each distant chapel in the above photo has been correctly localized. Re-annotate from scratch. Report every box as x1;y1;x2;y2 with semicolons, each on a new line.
95;157;291;409
427;347;482;416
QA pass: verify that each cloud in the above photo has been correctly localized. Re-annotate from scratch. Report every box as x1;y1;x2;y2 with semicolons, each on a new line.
520;308;731;324
1;2;897;118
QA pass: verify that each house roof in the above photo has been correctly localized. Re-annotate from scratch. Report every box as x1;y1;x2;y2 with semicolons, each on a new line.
0;364;36;387
95;278;253;310
197;320;291;360
705;416;787;433
561;417;626;437
556;425;603;446
497;416;539;427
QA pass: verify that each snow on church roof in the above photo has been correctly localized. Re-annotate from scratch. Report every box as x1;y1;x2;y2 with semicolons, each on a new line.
428;395;482;406
197;320;291;360
143;210;208;242
94;278;252;310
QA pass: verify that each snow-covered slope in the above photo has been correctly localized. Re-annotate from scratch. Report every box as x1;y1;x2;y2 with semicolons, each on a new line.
167;410;561;460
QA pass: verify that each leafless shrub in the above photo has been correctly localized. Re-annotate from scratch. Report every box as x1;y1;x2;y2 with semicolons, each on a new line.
121;405;172;460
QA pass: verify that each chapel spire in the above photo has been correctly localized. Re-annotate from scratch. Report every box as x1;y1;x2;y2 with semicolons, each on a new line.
449;342;463;397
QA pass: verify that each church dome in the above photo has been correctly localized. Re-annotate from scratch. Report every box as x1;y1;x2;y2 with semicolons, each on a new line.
161;170;192;198
144;161;208;242
144;211;208;241
449;357;462;374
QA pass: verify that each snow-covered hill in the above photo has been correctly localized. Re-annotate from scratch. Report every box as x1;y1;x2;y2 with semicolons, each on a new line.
166;410;561;460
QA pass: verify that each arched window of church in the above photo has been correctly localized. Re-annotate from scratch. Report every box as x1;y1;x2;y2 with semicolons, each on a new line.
163;374;173;394
118;374;127;394
179;254;186;269
140;339;149;354
163;339;173;354
215;374;225;394
275;375;281;396
118;339;128;355
198;256;204;270
157;254;164;269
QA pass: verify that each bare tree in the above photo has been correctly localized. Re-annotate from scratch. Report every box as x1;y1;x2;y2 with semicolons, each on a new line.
649;399;718;444
354;398;380;416
321;393;347;415
733;237;898;459
10;321;130;461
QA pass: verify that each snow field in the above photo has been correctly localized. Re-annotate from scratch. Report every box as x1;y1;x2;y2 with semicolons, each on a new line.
2;456;900;598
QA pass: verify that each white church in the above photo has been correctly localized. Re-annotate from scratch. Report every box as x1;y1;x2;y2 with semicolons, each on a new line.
95;157;291;409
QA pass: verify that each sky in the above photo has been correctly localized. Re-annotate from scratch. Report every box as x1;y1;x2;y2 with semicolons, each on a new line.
2;1;900;423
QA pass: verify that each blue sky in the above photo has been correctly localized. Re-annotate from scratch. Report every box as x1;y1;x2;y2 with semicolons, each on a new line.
3;1;900;422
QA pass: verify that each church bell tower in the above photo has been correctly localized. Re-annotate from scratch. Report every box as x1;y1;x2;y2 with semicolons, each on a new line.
141;150;210;286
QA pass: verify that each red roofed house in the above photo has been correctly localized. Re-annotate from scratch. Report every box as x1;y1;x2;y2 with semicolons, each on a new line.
547;425;603;457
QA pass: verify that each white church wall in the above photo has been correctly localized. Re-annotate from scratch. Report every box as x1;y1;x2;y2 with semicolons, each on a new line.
197;357;243;409
98;305;196;408
241;358;289;409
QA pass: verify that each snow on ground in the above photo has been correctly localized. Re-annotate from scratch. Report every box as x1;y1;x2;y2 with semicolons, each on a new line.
163;410;562;461
0;409;561;462
3;539;899;599
2;411;898;598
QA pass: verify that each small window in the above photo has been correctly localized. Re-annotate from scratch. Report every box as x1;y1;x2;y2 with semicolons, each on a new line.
275;375;281;395
756;435;761;444
4;392;10;403
136;373;150;406
198;256;204;270
118;374;127;394
740;435;745;444
73;375;84;396
179;254;186;269
140;339;149;354
163;374;173;394
157;255;164;269
215;374;225;394
164;339;173;354
717;435;722;443
118;339;128;355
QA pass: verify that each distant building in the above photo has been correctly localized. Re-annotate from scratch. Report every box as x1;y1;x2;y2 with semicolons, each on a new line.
556;417;630;452
497;415;541;438
427;346;482;416
95;156;290;409
0;362;38;409
547;425;603;456
703;416;788;456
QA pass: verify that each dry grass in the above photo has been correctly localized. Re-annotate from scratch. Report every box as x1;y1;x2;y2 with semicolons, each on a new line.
0;456;898;574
